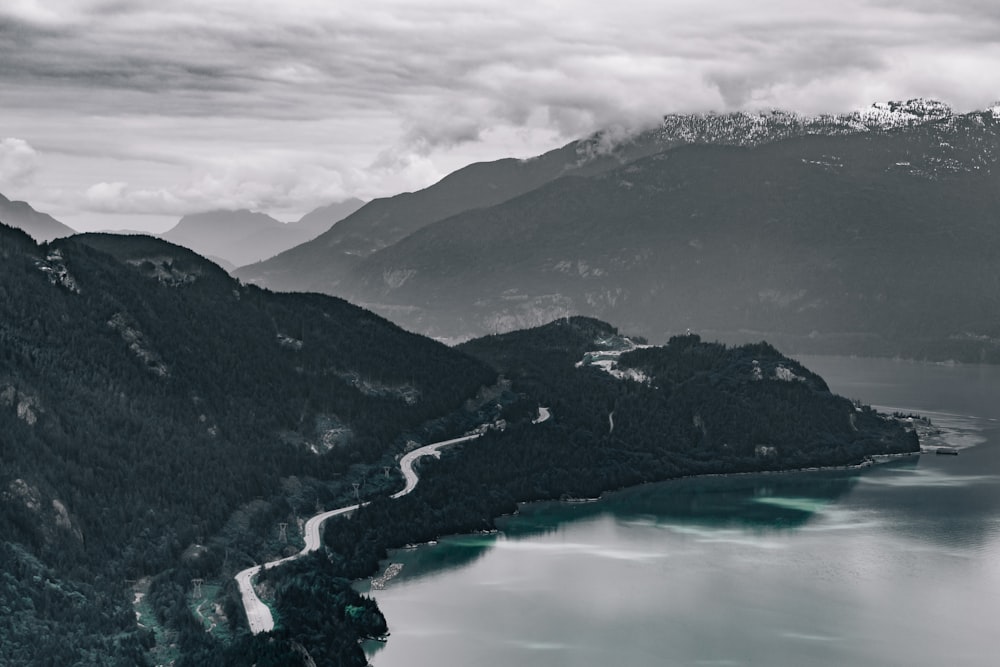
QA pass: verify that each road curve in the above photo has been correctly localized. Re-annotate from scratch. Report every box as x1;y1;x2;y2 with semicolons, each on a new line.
234;407;550;634
390;434;481;499
235;502;363;634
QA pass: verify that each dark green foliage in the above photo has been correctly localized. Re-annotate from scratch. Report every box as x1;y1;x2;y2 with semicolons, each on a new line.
0;224;917;664
0;225;495;665
299;318;917;650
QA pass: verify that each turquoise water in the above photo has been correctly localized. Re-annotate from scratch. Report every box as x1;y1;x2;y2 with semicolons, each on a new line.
362;357;1000;666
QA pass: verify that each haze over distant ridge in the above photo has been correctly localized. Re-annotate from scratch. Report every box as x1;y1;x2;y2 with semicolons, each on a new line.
161;197;364;267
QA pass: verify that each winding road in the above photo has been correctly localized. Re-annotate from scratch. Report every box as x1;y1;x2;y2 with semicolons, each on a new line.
235;407;551;635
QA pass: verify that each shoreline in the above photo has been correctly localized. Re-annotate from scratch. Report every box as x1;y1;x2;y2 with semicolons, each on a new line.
363;406;979;585
357;444;927;663
359;446;922;586
236;407;552;634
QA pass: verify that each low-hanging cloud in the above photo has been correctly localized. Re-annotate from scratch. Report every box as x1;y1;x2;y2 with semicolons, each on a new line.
80;152;439;221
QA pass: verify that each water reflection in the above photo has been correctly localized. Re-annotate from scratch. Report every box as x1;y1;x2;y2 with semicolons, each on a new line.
369;533;499;588
366;358;1000;667
505;470;867;541
380;468;873;590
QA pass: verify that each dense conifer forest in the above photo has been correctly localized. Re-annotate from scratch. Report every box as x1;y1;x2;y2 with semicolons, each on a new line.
0;224;495;665
0;224;917;665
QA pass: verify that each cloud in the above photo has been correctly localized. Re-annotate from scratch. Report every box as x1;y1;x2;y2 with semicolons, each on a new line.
79;152;438;220
4;0;1000;227
0;138;39;186
83;161;344;217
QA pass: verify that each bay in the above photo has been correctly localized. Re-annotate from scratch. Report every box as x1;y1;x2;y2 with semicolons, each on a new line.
361;356;1000;666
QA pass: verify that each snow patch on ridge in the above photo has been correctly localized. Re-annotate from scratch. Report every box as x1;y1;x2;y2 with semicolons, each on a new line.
655;98;965;149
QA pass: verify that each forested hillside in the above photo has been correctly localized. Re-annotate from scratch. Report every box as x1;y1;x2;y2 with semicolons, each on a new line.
0;224;495;665
0;225;918;665
249;318;917;663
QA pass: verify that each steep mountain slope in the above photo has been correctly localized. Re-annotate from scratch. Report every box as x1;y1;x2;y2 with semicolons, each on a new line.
0;224;495;665
342;106;1000;361
294;196;365;235
0;192;75;241
234;99;988;296
233;128;704;292
160;199;364;267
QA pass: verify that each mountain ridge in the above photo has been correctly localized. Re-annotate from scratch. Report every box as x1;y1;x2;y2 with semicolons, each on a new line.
0;192;76;242
0;222;497;664
337;110;1000;361
234;98;1000;297
158;198;365;267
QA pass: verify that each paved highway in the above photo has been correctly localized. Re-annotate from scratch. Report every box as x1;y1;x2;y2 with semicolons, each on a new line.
235;407;550;634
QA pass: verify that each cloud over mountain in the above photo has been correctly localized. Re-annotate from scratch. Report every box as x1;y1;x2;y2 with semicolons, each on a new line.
2;1;999;230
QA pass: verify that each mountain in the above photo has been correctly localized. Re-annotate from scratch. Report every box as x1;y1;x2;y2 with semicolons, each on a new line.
234;99;991;295
0;221;918;664
0;223;496;665
233;129;698;291
160;199;364;267
275;317;919;665
334;102;1000;361
294;196;366;235
0;192;75;241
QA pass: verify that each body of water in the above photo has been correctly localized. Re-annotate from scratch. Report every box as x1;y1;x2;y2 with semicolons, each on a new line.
361;357;1000;666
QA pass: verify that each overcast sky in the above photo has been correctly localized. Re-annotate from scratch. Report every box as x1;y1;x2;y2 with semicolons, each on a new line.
2;0;999;232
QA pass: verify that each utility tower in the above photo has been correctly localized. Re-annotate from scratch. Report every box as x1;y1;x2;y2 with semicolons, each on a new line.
383;466;391;478
191;578;203;598
279;522;288;543
352;482;361;501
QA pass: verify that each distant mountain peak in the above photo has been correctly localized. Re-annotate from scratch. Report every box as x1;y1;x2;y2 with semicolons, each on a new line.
172;209;283;230
161;202;367;268
0;192;75;242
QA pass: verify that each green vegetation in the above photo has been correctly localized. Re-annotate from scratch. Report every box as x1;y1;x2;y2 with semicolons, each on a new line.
0;222;918;665
285;319;917;662
0;224;494;665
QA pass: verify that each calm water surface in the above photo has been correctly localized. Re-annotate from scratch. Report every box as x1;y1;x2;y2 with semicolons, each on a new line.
361;357;1000;666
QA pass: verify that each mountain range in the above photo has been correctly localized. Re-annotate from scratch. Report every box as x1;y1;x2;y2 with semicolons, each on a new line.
159;197;365;268
0;192;76;242
0;194;364;269
237;100;1000;362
